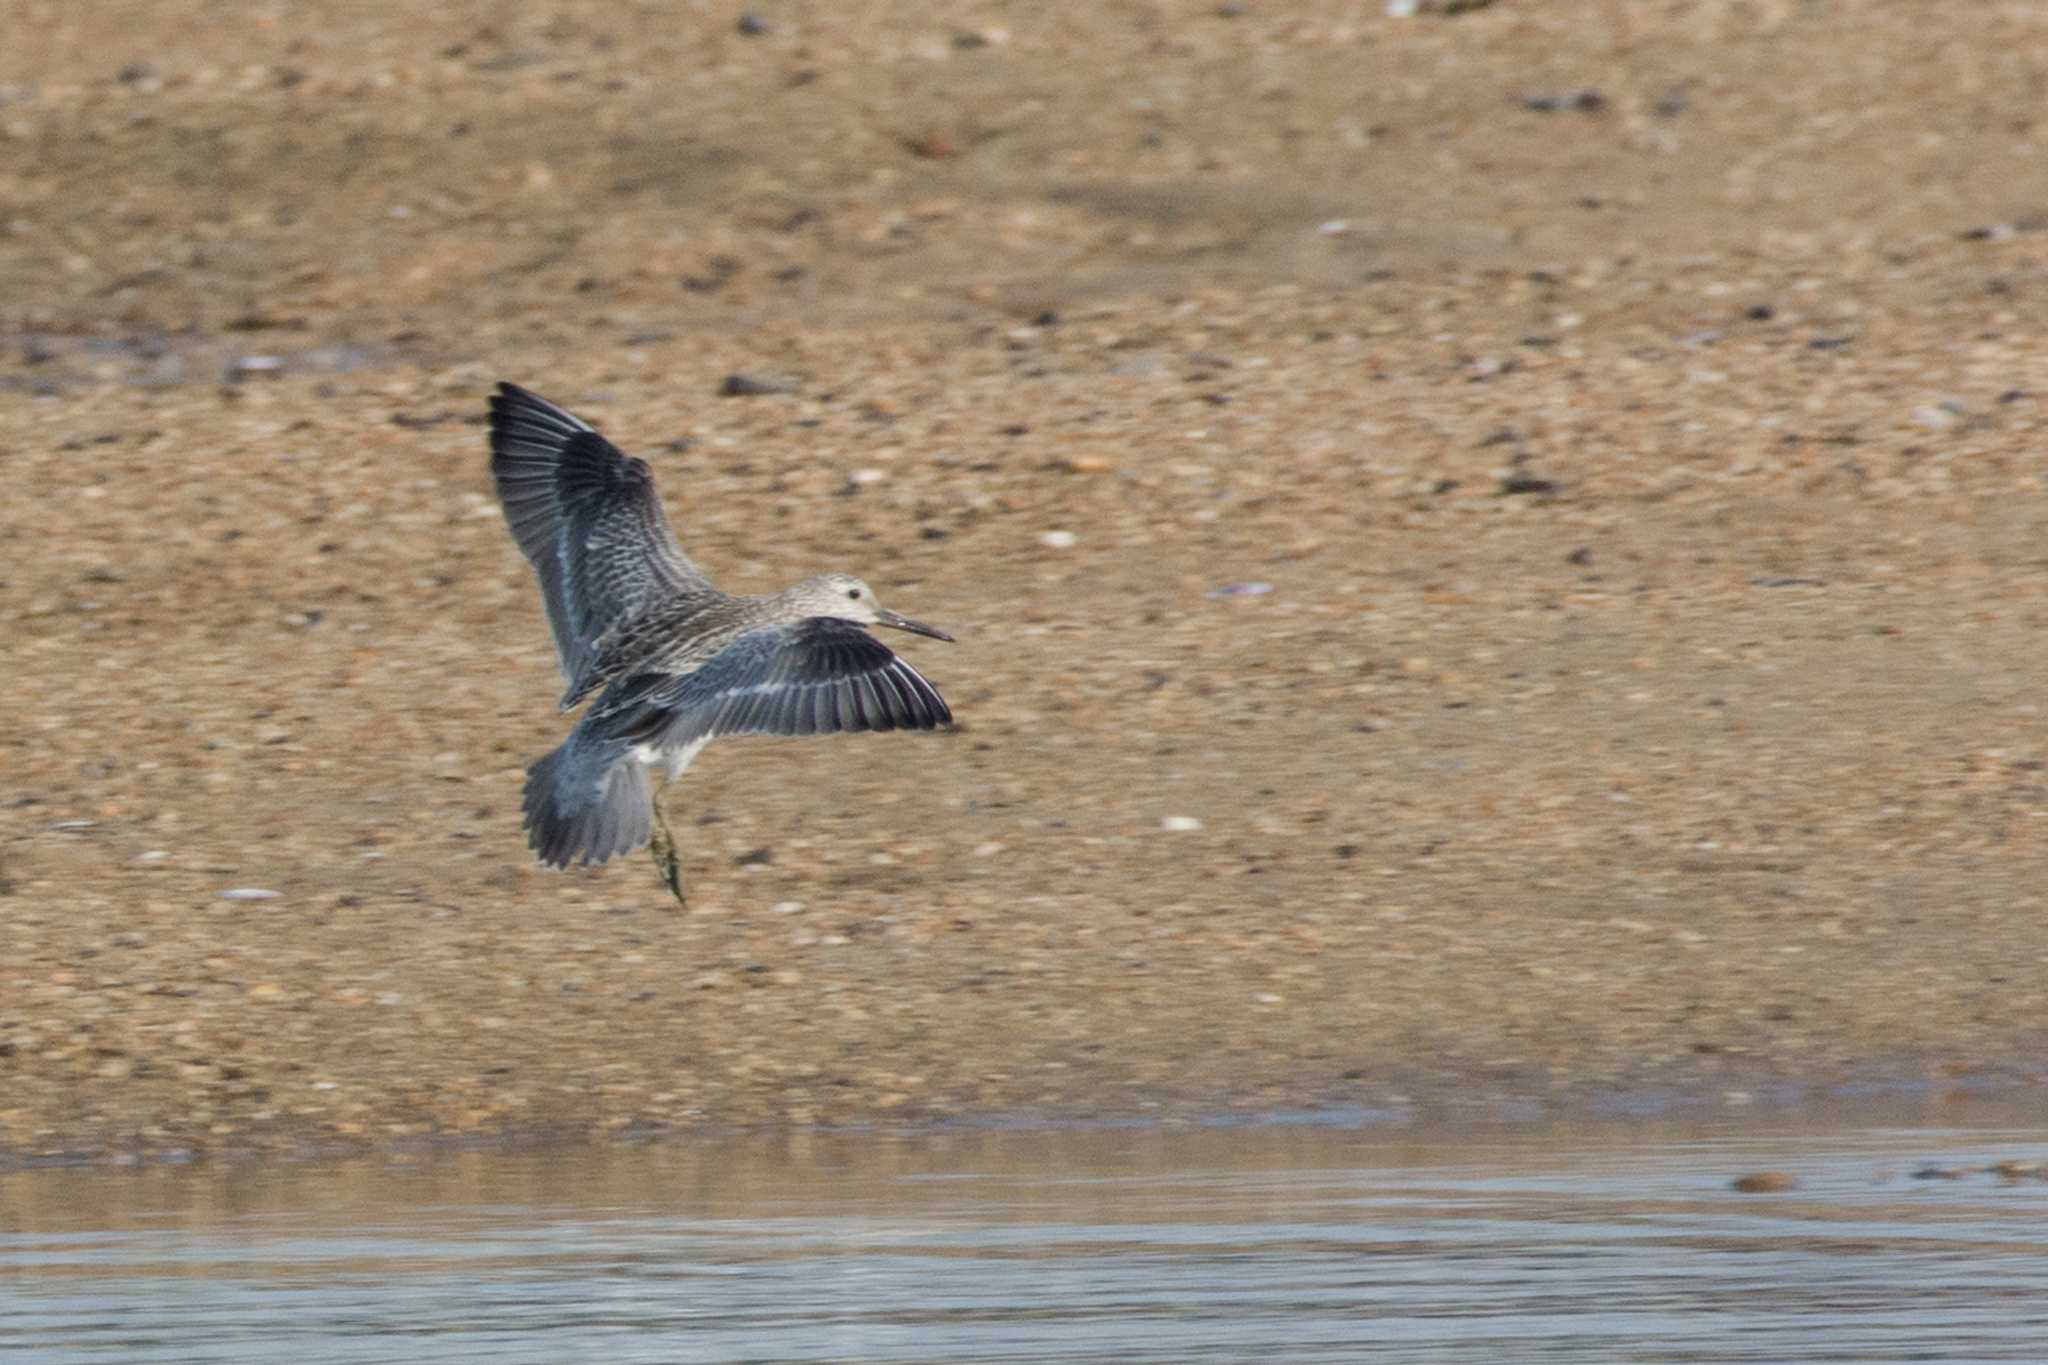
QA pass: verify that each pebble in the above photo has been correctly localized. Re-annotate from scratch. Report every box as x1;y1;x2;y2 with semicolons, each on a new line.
1499;472;1561;496
1730;1171;1798;1193
718;372;799;397
1207;581;1273;598
1388;0;1497;12
1522;90;1606;114
219;888;281;901
1161;816;1203;832
1040;530;1077;549
226;354;285;381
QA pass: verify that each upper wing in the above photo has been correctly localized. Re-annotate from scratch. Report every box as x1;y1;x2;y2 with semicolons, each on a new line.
598;617;952;748
488;383;710;691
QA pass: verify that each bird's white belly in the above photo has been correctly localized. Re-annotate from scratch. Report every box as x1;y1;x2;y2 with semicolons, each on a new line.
632;736;710;781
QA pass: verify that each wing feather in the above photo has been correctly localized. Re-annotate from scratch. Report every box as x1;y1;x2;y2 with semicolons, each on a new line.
596;618;952;750
487;382;710;694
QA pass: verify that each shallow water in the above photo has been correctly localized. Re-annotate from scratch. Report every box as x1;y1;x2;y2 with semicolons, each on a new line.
6;1110;2048;1363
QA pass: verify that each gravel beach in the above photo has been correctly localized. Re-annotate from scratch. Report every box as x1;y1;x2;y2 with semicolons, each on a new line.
5;1;2048;1161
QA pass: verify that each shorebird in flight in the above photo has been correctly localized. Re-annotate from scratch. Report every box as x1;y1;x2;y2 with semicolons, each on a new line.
487;382;954;900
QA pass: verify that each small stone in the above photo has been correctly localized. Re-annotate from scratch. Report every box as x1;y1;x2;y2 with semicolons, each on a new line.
1206;581;1273;599
1522;89;1604;114
247;982;286;1002
1161;816;1203;832
1730;1171;1798;1193
736;13;771;36
718;372;798;397
227;355;285;381
1040;530;1077;549
219;888;281;901
1498;472;1560;496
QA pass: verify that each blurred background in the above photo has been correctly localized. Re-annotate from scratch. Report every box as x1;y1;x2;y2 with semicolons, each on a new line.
4;0;2048;1168
11;3;2048;1359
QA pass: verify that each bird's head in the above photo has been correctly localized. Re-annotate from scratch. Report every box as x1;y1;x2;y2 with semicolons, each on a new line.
791;573;954;641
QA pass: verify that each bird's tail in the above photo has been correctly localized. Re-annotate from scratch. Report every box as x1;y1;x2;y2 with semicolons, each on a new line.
522;734;652;869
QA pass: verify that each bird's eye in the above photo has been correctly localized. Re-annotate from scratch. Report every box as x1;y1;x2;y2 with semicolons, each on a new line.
847;588;862;599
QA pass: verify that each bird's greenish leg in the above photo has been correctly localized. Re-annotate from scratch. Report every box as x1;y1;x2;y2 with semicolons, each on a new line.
649;781;686;906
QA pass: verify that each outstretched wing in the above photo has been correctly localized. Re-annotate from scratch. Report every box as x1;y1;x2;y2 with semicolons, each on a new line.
598;617;952;749
488;382;710;695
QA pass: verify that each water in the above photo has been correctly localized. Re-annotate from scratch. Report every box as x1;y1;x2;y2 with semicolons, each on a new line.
5;1112;2048;1362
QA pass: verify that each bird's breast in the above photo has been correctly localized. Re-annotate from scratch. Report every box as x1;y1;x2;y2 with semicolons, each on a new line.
631;736;711;782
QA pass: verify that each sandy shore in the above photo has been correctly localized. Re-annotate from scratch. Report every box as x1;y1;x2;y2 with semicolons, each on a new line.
5;1;2048;1161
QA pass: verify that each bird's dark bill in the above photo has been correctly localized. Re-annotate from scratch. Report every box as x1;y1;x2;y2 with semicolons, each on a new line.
874;608;953;642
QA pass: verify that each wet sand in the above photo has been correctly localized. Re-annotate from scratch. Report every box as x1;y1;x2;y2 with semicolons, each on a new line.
5;1;2048;1161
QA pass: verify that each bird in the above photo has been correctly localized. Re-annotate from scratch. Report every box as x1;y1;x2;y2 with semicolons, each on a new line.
486;381;954;899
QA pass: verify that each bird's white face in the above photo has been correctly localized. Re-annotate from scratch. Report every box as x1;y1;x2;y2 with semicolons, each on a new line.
795;574;954;641
796;572;882;622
